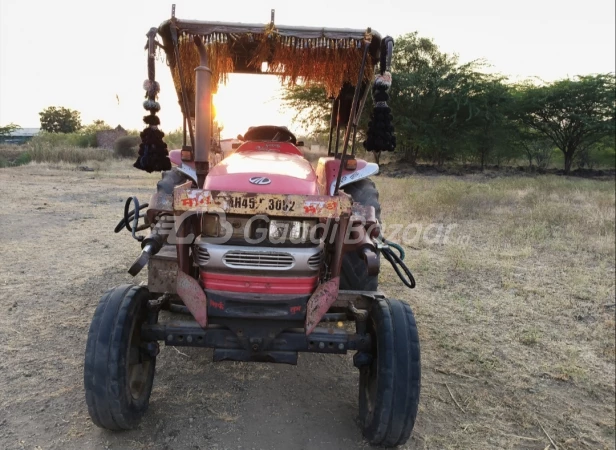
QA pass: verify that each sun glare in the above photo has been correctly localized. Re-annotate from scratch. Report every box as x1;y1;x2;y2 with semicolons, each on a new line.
211;74;297;140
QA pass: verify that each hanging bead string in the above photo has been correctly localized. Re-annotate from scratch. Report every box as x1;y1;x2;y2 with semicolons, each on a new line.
133;29;171;173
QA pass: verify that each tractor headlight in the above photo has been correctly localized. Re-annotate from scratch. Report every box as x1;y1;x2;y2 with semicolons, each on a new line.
268;219;315;243
202;214;220;237
203;214;317;244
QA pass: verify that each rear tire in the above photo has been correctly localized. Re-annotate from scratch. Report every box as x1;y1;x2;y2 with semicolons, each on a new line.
340;179;381;291
359;298;421;447
84;285;156;430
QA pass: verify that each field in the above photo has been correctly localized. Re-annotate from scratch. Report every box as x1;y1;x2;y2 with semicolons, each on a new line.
0;160;614;450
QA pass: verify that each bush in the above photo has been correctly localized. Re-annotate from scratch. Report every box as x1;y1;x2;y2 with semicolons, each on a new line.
0;144;32;167
14;152;32;166
26;143;113;164
164;128;184;149
29;131;96;149
113;135;141;158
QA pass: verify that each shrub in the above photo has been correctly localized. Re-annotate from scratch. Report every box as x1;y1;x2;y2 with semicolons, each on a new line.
14;152;32;166
114;135;141;158
164;128;184;149
27;143;113;164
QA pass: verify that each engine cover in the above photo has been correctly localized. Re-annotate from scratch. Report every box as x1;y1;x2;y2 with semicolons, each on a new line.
203;149;319;195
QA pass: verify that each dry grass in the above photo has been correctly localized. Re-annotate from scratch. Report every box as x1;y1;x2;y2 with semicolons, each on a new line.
0;142;117;167
27;143;114;164
376;174;615;449
0;161;613;449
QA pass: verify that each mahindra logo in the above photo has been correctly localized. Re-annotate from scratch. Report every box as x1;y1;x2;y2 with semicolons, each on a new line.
249;177;271;185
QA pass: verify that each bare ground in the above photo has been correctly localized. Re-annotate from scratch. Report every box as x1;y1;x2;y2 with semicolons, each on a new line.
0;161;614;450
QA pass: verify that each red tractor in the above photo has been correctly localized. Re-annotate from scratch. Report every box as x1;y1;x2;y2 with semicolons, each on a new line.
84;8;419;447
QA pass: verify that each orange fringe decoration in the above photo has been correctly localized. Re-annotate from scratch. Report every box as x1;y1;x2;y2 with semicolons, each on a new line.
168;28;373;113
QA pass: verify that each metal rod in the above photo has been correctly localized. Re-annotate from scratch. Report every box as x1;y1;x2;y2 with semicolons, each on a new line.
333;100;342;158
351;84;371;156
330;215;349;277
193;36;213;187
326;97;335;155
170;20;196;152
333;37;371;195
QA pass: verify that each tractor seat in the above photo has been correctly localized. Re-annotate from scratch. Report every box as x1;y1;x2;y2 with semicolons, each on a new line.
240;125;297;145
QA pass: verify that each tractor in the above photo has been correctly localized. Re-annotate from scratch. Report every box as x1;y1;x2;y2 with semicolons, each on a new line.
84;7;420;448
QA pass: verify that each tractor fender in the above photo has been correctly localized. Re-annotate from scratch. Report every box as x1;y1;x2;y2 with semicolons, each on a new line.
316;157;379;196
169;150;198;184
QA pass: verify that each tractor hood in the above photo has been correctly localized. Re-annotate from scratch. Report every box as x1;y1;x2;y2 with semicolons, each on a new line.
204;150;319;195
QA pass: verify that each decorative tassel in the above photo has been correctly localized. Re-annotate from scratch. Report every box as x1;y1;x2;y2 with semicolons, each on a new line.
133;75;171;173
364;36;396;153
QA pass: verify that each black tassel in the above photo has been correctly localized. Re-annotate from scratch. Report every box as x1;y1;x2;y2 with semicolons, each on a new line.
364;37;396;153
133;112;171;173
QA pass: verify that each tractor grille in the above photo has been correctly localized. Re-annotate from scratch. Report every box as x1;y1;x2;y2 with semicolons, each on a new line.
223;250;295;269
194;246;211;266
307;251;323;270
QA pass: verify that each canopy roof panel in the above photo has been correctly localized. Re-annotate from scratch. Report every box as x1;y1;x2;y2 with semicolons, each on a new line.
157;18;382;117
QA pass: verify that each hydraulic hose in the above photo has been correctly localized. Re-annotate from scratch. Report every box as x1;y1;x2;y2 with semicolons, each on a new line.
114;197;149;238
378;237;416;289
383;239;405;261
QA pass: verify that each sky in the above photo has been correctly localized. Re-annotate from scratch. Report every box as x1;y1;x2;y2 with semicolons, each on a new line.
1;0;614;138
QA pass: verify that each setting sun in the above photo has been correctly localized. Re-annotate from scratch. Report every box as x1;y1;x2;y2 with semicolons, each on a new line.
211;74;296;139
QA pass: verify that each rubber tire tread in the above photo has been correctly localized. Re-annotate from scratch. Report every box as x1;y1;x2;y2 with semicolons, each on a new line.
84;285;155;430
340;178;381;291
157;168;189;195
360;298;421;447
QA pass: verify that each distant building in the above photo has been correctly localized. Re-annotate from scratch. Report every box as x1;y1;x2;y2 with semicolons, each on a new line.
96;125;127;149
220;138;242;158
0;128;39;144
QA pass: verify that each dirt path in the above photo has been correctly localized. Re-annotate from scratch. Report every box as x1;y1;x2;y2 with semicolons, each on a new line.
0;164;405;450
1;163;614;450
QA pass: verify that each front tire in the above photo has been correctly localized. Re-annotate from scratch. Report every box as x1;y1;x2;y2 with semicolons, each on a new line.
359;298;421;447
84;285;156;430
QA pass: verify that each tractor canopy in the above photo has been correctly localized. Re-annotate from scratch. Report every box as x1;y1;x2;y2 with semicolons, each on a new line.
157;17;383;118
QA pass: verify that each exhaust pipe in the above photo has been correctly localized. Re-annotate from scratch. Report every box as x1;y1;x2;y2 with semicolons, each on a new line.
193;36;212;188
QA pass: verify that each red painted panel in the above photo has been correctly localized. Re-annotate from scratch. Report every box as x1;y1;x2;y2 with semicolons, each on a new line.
176;271;208;327
305;277;340;335
236;141;303;156
204;150;319;195
200;272;318;295
169;149;186;167
315;157;369;195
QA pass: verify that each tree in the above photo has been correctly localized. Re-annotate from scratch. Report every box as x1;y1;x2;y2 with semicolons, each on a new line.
39;106;82;133
388;33;460;164
281;84;331;133
515;128;555;169
449;68;518;168
0;122;21;137
513;74;616;173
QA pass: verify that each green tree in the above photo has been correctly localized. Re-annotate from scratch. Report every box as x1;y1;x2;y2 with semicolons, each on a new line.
512;74;616;173
388;33;460;164
39;106;82;133
388;34;518;168
0;122;21;137
449;68;518;168
281;84;331;132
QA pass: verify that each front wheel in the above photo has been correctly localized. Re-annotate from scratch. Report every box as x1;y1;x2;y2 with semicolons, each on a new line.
358;298;421;447
84;285;156;430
